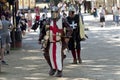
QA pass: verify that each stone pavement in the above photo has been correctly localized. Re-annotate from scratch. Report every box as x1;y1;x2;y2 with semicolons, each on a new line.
0;14;120;80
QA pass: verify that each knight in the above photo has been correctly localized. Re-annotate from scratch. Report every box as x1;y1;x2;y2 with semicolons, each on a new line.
66;5;84;64
38;6;72;77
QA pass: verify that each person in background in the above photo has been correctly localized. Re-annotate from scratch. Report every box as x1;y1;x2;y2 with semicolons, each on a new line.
26;10;32;32
16;10;21;27
43;6;48;17
3;7;11;21
5;17;12;55
34;6;40;15
0;19;2;60
39;14;47;31
31;13;40;32
99;6;106;27
19;15;27;36
93;8;98;18
0;15;13;65
112;5;116;22
113;6;120;26
38;14;47;45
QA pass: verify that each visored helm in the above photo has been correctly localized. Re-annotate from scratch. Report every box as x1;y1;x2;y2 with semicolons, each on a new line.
51;6;60;19
68;5;76;14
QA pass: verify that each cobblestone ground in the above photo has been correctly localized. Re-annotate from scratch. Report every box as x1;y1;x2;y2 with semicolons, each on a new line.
0;14;120;80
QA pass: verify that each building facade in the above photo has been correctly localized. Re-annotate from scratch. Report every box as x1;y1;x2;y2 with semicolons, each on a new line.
89;0;120;13
63;0;119;13
18;0;36;10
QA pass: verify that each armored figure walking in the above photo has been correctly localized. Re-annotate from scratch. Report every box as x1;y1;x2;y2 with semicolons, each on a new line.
39;6;72;77
66;6;84;64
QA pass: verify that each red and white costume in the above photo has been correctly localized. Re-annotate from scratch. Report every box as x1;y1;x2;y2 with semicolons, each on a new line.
49;18;63;71
41;6;72;77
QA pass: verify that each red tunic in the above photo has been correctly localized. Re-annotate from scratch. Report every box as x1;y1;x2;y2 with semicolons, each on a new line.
35;15;40;21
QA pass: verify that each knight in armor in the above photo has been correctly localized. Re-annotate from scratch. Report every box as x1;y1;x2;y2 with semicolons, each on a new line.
39;6;72;77
66;5;82;64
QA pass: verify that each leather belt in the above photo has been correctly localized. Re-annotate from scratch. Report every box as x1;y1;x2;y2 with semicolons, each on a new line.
50;40;61;43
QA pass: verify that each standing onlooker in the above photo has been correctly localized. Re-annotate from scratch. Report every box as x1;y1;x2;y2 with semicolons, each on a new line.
26;10;32;32
112;5;116;21
0;19;2;59
19;15;27;36
39;14;46;30
93;8;98;18
74;2;79;14
31;13;40;32
39;14;47;45
0;15;12;65
113;7;120;26
49;2;54;10
3;7;11;20
34;6;40;15
99;6;106;27
16;10;21;27
83;0;87;13
43;6;48;17
0;19;2;45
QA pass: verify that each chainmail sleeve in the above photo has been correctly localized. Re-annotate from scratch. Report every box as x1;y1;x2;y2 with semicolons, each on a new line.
62;18;73;38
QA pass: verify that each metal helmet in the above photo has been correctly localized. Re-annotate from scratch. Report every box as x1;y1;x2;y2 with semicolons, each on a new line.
68;5;76;16
68;5;76;12
51;6;60;19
